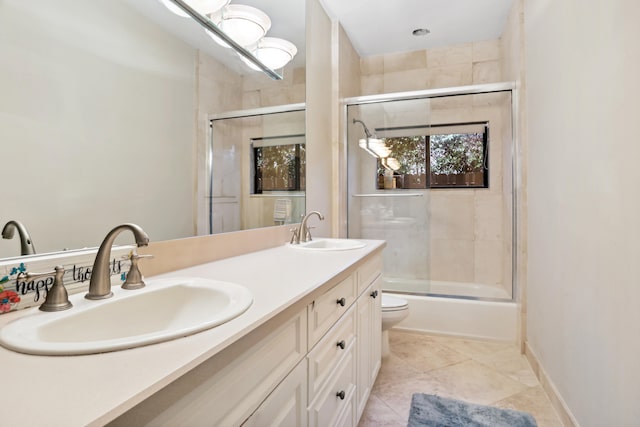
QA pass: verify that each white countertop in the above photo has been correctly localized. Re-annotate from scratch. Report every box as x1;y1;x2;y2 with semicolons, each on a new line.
0;239;384;426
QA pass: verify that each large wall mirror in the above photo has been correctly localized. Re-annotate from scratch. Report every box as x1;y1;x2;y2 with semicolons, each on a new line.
0;0;306;260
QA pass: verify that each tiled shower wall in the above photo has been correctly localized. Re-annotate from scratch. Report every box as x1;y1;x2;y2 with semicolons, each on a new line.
357;41;513;296
360;40;502;95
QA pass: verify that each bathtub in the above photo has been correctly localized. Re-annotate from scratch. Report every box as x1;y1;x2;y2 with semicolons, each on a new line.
381;277;519;342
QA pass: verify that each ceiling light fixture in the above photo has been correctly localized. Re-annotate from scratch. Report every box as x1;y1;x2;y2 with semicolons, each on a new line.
242;37;298;70
160;0;229;18
209;4;271;48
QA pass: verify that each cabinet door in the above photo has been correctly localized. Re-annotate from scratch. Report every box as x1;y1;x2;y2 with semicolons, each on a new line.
356;278;383;421
243;359;308;427
355;292;372;418
369;277;382;387
110;309;307;427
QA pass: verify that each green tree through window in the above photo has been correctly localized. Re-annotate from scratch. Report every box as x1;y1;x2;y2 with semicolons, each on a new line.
254;143;305;192
375;123;488;189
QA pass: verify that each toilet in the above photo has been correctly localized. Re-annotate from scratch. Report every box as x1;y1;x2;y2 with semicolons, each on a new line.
381;293;409;357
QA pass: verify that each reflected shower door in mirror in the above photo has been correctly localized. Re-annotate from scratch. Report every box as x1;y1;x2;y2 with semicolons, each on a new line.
208;107;305;233
0;0;306;260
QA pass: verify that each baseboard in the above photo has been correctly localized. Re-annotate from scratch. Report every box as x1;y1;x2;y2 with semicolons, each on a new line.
524;342;581;427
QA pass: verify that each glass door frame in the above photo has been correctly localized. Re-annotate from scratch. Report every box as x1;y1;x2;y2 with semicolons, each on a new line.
342;82;519;302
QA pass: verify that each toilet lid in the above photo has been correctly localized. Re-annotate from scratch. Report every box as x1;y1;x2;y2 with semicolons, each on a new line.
382;294;408;310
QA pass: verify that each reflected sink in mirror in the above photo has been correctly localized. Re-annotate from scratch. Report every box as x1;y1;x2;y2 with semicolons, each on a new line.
0;277;253;356
289;238;366;251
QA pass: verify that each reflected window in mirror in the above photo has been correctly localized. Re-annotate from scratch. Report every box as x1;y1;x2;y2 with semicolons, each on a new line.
252;135;306;193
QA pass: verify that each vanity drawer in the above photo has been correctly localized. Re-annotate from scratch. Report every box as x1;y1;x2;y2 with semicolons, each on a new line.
357;253;382;295
308;305;356;402
308;274;356;346
308;346;356;427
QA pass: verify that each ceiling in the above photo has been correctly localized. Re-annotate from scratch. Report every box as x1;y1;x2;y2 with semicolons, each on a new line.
320;0;516;57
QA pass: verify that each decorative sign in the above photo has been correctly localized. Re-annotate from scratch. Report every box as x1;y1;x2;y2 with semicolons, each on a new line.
0;247;134;314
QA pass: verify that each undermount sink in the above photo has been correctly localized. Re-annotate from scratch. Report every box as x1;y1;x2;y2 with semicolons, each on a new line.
289;238;366;251
0;277;253;356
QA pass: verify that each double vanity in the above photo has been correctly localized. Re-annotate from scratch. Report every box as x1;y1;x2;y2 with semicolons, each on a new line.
0;237;384;426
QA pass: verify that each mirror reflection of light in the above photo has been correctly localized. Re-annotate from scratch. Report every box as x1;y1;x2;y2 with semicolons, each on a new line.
359;138;391;158
382;157;401;171
209;4;271;47
160;0;229;18
242;37;298;70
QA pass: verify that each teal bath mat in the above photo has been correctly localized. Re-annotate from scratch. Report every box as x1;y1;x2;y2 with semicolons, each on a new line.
407;393;538;427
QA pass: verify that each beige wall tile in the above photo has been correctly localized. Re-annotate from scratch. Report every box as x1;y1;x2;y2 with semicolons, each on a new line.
429;192;475;240
361;54;384;76
430;239;475;283
259;84;305;106
293;66;306;85
474;194;504;241
241;72;274;92
473;40;501;62
426;64;473;88
427;44;472;68
361;74;384;95
475;240;503;286
472;60;502;84
383;50;427;73
242;90;261;109
384;69;428;93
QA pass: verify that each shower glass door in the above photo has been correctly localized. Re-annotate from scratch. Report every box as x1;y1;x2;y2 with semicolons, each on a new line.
347;89;513;301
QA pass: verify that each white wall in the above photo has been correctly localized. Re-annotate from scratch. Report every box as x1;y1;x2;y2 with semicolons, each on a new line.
524;1;640;425
0;0;196;257
305;0;334;237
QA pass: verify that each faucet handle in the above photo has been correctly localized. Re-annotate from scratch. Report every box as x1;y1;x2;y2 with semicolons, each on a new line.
304;226;316;242
289;227;300;244
122;251;153;290
18;265;72;312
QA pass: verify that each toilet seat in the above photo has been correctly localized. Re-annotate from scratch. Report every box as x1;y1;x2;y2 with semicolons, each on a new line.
382;294;408;312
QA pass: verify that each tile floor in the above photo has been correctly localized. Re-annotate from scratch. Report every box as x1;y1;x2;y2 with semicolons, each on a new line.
359;330;563;427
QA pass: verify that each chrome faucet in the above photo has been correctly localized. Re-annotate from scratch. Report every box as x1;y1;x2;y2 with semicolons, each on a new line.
86;223;149;300
292;211;324;244
2;220;36;255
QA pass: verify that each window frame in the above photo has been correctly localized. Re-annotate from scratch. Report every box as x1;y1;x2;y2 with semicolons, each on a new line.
251;134;306;194
375;121;489;190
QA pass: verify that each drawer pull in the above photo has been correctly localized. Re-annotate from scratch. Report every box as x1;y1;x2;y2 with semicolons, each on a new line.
370;290;379;298
337;340;346;350
336;297;346;307
336;390;346;400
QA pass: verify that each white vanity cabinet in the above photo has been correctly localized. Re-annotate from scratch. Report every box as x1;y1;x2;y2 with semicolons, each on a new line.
242;358;308;427
109;308;308;427
109;249;383;427
307;253;383;427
